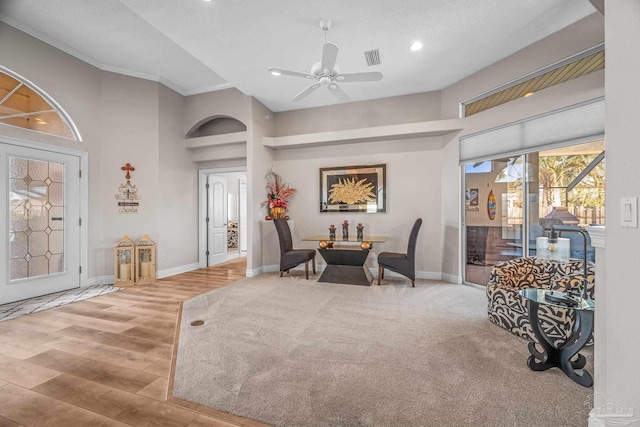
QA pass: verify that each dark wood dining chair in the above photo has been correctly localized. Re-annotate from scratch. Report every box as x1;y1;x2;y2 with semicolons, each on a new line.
377;218;422;287
273;219;316;279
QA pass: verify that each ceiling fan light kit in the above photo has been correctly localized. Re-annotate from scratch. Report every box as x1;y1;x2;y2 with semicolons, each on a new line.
268;19;384;103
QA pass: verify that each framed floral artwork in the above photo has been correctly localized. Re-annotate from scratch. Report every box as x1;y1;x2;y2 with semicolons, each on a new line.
319;164;386;213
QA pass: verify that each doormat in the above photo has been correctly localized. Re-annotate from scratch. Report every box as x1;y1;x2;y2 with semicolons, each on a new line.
0;285;121;322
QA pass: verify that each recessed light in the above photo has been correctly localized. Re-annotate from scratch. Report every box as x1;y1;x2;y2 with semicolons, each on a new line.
409;41;423;52
270;70;282;76
524;91;535;97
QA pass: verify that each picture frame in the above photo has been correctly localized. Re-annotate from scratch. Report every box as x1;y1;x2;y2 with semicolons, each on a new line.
465;188;479;206
319;164;386;213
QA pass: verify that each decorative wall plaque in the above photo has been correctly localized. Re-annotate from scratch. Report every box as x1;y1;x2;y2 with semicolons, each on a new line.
115;163;141;213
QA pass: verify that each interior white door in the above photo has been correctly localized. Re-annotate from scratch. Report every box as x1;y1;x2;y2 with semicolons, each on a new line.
207;175;227;266
0;142;80;304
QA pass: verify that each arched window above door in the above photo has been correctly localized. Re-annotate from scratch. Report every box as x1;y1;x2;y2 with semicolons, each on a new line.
0;66;81;141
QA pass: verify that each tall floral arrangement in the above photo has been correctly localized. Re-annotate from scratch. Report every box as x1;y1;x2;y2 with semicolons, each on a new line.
260;171;296;209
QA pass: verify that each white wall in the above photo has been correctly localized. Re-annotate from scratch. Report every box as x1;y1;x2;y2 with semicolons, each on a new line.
599;0;640;419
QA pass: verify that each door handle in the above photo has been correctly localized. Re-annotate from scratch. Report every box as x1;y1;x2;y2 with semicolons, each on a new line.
51;217;63;221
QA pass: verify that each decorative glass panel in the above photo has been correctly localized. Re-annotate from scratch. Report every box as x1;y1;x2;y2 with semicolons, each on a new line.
28;256;48;277
9;232;27;258
10;259;27;281
28;231;48;256
49;254;64;274
0;68;78;140
49;230;63;254
9;156;65;280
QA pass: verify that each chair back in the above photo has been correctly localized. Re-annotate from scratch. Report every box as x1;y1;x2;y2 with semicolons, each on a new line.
406;218;423;261
273;219;293;255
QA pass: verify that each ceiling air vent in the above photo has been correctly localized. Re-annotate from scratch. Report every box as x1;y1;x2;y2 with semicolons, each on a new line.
364;49;381;67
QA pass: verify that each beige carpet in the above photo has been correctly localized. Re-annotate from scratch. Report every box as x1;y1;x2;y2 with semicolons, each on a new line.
173;273;593;427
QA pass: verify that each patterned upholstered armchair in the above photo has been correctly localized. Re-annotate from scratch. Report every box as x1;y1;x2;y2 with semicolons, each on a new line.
486;257;595;346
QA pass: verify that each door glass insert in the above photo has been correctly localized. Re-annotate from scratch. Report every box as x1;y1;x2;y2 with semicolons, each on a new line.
9;156;65;280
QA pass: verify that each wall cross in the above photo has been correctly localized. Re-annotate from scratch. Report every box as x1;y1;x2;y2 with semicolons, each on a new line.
121;163;135;180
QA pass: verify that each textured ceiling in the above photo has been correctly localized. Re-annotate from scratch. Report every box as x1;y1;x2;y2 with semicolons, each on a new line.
0;0;597;112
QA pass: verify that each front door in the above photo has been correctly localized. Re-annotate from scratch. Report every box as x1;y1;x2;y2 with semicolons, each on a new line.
207;174;227;266
0;142;81;304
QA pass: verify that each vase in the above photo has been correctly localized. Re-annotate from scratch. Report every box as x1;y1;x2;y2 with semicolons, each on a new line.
270;206;286;219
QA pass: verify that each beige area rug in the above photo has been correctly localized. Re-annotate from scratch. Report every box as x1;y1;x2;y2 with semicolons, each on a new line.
173;274;593;427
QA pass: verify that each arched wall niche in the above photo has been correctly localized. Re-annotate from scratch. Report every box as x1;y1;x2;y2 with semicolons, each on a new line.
187;115;247;138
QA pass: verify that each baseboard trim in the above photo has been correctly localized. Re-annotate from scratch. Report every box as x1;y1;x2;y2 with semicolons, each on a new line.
87;263;201;285
374;269;450;283
158;263;200;279
246;266;264;277
86;275;114;286
65;260;463;288
249;265;460;284
441;273;462;284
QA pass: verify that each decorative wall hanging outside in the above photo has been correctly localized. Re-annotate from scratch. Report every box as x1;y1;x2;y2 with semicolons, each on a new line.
319;164;386;213
487;190;496;220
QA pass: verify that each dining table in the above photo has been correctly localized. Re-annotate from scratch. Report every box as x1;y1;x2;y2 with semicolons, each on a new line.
301;235;388;286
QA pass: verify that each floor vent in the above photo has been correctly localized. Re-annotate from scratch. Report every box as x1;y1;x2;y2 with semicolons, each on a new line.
364;49;381;66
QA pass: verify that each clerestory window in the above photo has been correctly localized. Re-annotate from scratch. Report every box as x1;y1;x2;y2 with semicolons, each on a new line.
0;66;81;141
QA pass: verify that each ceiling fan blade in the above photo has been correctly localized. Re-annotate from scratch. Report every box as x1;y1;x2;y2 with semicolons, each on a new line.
321;43;339;72
291;83;321;102
335;71;384;83
328;83;351;102
268;67;316;79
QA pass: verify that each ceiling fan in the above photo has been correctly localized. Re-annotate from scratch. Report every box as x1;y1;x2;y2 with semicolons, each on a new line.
268;20;383;102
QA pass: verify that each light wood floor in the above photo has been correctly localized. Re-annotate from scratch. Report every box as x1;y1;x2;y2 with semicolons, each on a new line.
0;257;266;427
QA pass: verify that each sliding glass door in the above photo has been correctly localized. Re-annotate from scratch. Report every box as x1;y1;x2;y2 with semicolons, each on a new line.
464;156;525;285
463;140;605;285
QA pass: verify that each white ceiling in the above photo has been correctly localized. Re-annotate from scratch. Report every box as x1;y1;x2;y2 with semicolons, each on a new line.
0;0;597;112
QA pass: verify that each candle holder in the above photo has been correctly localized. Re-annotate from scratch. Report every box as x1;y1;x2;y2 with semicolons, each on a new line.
135;235;157;284
114;236;135;286
356;223;364;241
329;225;336;241
342;220;349;240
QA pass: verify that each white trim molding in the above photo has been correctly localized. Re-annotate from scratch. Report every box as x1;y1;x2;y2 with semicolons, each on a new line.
587;225;605;248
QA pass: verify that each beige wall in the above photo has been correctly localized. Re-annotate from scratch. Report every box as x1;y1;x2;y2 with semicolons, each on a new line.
247;99;275;275
600;0;640;419
272;136;443;277
275;91;441;136
3;6;633;420
0;22;202;281
98;73;160;273
0;12;607;286
159;84;199;270
439;13;605;280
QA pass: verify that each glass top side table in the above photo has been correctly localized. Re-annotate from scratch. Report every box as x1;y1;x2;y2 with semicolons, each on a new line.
519;288;595;387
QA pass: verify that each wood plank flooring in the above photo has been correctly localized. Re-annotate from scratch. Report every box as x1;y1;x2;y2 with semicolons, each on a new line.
0;257;266;427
